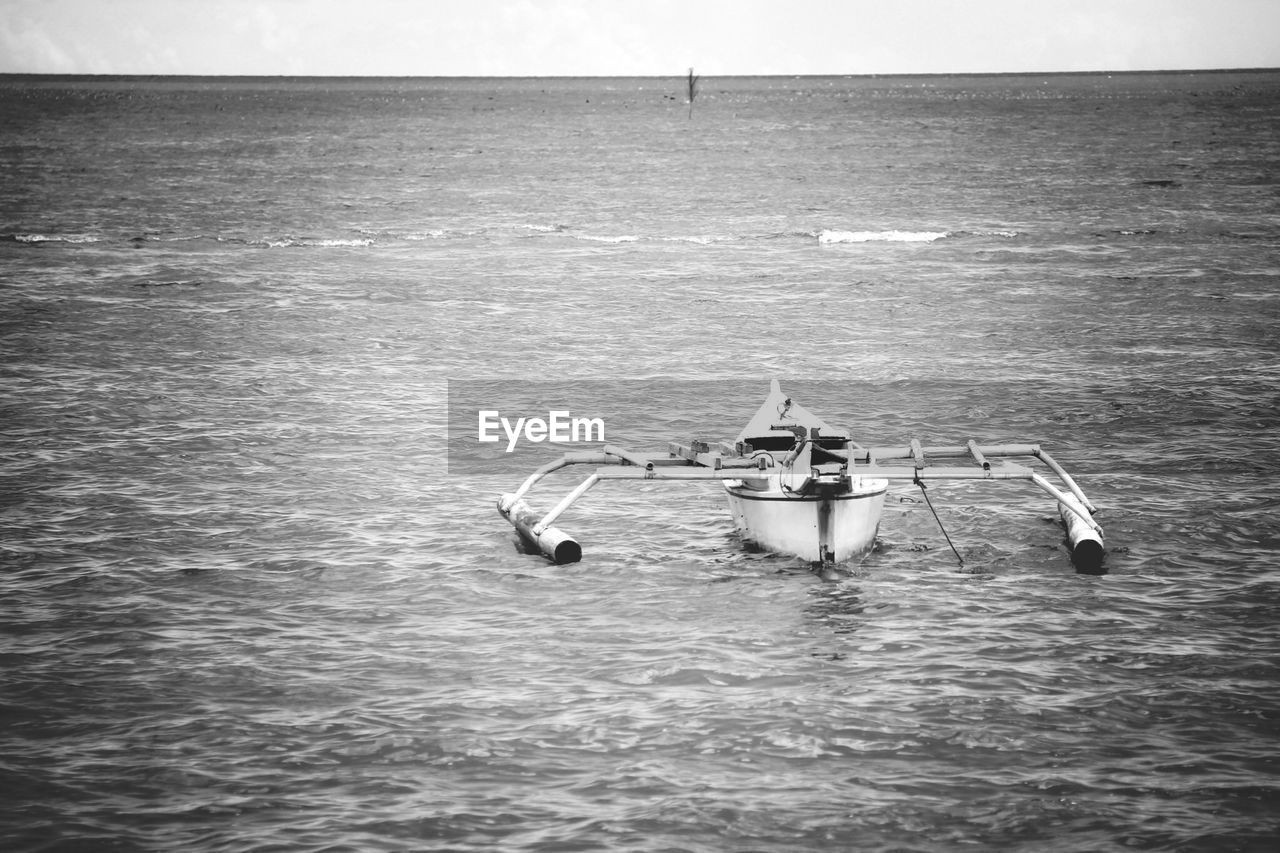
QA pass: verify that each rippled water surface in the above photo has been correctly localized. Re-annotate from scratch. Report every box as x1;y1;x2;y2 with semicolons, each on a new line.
3;73;1280;851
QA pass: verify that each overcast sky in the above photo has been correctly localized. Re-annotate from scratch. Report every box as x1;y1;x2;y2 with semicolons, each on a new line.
2;0;1278;77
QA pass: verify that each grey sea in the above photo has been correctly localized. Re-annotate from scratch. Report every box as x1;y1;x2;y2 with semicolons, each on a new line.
2;72;1279;852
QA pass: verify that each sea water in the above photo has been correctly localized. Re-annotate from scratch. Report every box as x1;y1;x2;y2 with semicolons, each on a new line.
2;72;1279;851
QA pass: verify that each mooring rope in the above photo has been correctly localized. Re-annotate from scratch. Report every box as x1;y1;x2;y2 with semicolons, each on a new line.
916;479;965;567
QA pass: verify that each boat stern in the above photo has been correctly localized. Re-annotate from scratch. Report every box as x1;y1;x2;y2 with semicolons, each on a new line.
724;474;887;564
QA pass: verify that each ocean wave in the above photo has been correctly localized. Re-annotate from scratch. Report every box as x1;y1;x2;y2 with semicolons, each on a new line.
659;235;733;245
557;231;734;245
953;228;1023;238
250;236;377;248
818;229;950;244
130;234;217;244
2;227;1027;250
6;232;103;244
575;234;641;243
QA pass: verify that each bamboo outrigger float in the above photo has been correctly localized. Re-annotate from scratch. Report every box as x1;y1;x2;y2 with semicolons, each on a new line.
497;381;1105;572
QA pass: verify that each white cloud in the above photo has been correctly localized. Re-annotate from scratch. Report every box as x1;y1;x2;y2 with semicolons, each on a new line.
0;0;1276;76
0;15;78;73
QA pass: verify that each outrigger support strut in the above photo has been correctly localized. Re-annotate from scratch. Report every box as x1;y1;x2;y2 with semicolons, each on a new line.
498;439;1104;570
497;445;776;564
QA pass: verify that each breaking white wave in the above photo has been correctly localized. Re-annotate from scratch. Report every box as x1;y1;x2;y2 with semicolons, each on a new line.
954;228;1023;238
2;227;1025;251
9;232;103;244
251;236;376;248
576;234;641;243
658;235;734;245
551;230;734;245
817;229;950;244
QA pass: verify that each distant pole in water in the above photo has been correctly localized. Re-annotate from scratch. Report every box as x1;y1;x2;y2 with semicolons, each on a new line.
687;67;699;119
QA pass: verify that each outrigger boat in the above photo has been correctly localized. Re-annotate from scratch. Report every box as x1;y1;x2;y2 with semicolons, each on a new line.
497;381;1105;572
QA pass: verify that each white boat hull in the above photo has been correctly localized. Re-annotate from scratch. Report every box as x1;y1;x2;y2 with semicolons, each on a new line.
724;477;888;563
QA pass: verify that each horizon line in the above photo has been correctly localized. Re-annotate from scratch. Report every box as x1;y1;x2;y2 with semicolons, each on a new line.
2;67;1279;81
